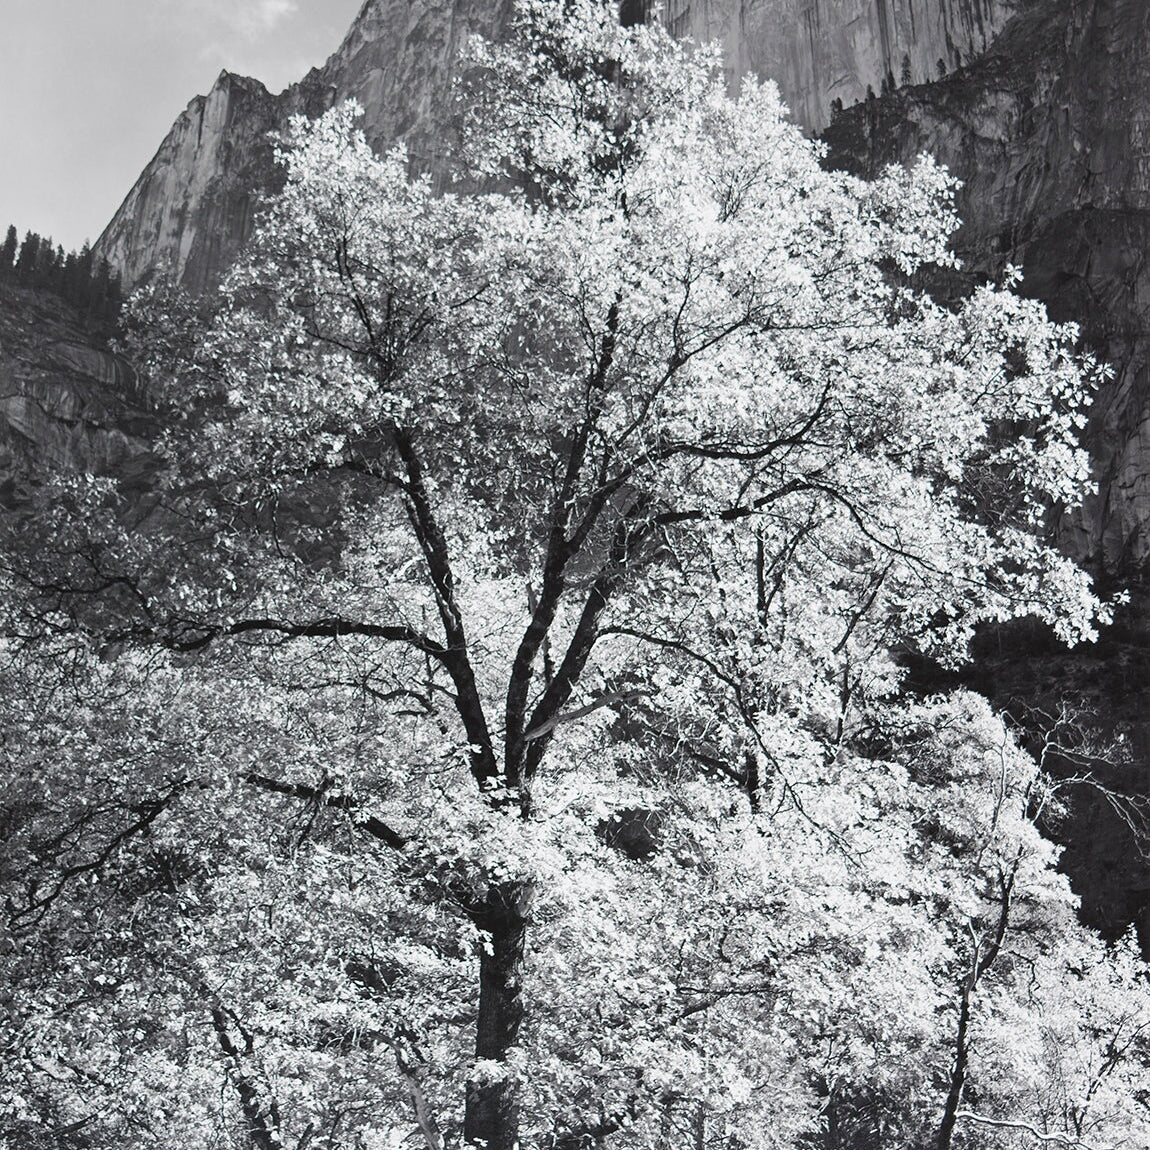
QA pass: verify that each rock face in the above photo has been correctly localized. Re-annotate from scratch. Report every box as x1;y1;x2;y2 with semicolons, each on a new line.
96;0;514;295
314;0;514;162
670;0;1021;131
822;0;1150;573
0;286;153;497
93;0;1150;571
96;0;1018;293
96;73;286;297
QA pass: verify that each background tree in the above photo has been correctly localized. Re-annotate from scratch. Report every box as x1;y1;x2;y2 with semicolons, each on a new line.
3;3;1145;1148
66;241;95;308
13;230;40;283
0;227;121;334
0;225;17;279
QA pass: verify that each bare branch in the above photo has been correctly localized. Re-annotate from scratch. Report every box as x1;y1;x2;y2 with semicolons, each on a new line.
955;1111;1102;1148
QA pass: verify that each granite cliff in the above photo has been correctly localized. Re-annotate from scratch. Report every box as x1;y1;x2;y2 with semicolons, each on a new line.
95;72;288;298
95;0;1022;293
97;0;514;295
667;0;1021;131
0;284;152;500
824;0;1150;575
93;0;1150;573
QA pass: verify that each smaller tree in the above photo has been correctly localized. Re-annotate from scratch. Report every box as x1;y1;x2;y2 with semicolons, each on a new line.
64;241;94;308
0;224;17;278
13;231;39;282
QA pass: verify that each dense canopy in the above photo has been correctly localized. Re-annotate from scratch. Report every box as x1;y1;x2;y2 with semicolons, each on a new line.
2;3;1147;1149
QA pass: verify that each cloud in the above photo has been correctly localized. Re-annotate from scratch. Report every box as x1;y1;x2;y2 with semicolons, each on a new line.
161;0;354;93
232;0;300;36
176;0;299;39
249;0;299;31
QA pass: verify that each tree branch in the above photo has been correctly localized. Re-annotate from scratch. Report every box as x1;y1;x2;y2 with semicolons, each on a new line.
504;297;622;781
955;1112;1099;1148
245;773;408;851
128;616;447;658
211;1005;285;1150
392;427;499;785
8;778;187;934
518;496;656;792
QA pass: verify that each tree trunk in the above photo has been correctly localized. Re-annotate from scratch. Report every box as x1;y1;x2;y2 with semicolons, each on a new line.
936;985;972;1150
210;1006;284;1150
464;880;533;1150
939;877;1013;1150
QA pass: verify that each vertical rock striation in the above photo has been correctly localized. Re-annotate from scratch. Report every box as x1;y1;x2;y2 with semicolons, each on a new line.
0;286;153;493
669;0;1020;131
97;72;286;297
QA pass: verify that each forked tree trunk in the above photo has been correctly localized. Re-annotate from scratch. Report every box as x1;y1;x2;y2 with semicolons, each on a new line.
464;880;533;1150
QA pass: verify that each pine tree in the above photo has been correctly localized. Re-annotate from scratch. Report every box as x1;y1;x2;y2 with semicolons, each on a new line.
0;225;16;279
0;225;122;332
49;243;66;292
86;256;111;327
61;249;79;302
13;231;39;282
64;243;92;309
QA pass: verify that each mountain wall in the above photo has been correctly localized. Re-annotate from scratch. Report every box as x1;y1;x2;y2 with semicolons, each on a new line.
96;72;286;297
92;0;1150;571
0;285;151;499
95;0;1019;293
823;0;1150;572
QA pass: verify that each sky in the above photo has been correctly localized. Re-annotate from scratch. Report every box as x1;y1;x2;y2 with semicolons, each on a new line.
0;0;365;252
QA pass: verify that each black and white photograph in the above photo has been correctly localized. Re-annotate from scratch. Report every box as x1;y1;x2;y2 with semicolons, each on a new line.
1;2;1148;1147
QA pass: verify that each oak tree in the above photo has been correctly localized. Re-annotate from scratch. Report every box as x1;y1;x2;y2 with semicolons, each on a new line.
3;3;1146;1148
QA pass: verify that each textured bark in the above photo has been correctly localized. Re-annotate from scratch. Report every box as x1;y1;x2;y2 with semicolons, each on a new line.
463;880;532;1150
